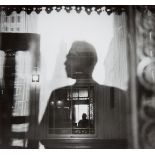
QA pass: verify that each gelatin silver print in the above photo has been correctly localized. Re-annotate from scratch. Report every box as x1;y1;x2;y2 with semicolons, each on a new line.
0;5;154;149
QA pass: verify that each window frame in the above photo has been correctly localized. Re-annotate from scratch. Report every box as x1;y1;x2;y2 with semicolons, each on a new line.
46;85;98;139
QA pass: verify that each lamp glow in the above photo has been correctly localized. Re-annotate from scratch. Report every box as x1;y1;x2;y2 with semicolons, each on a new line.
32;74;39;82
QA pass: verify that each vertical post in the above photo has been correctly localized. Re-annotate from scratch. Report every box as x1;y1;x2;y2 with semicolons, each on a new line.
28;34;40;148
126;6;139;148
1;50;16;148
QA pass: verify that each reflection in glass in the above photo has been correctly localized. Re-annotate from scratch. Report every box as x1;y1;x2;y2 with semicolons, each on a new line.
44;41;98;136
12;51;32;116
48;87;95;135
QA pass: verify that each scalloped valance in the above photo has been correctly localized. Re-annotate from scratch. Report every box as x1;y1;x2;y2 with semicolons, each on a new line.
1;5;155;16
0;5;128;16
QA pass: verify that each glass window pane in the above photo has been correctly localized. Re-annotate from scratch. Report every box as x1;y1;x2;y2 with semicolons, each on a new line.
79;89;88;97
48;87;95;135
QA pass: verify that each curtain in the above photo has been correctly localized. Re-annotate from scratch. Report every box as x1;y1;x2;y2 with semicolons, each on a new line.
104;13;128;90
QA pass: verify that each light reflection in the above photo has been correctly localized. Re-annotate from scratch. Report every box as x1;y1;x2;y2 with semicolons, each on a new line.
13;51;32;116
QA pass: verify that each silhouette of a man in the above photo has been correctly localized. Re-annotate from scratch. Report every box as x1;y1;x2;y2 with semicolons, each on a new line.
64;41;97;81
78;113;90;128
39;41;127;144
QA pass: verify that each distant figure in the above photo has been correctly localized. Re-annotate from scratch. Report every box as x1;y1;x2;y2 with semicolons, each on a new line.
78;113;90;128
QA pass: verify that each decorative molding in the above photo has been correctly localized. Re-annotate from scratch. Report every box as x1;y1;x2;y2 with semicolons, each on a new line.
0;5;128;16
1;6;155;16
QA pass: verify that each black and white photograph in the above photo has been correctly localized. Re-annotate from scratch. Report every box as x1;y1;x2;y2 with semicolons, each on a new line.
0;4;155;149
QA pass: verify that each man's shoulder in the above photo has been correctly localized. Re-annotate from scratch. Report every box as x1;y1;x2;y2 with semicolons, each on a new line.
98;84;125;92
52;85;72;93
48;85;73;100
50;84;126;94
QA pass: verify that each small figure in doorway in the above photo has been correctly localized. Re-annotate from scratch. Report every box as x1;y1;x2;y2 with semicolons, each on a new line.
78;113;90;128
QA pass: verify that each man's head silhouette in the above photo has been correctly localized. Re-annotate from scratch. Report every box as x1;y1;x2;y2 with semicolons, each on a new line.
64;41;97;79
82;113;87;120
